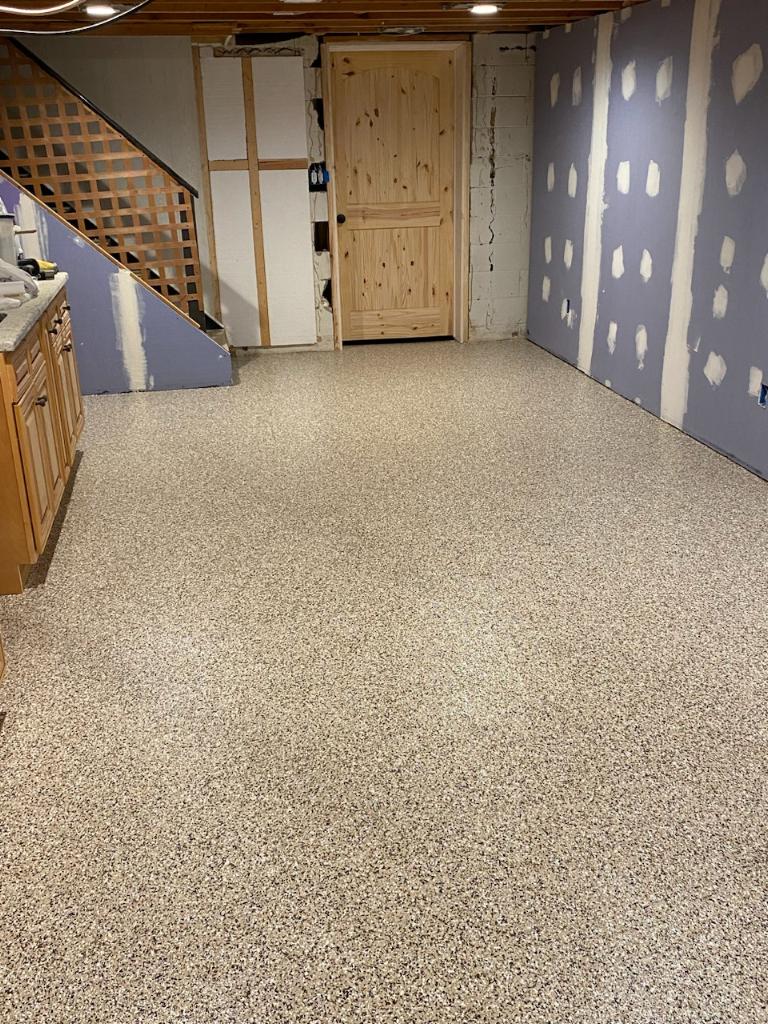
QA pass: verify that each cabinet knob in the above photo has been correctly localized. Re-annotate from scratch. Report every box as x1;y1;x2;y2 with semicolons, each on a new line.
62;343;73;352
336;213;346;224
54;318;63;326
62;305;71;312
35;395;48;408
48;327;58;336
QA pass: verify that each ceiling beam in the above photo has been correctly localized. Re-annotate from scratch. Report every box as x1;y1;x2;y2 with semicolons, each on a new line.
1;0;649;37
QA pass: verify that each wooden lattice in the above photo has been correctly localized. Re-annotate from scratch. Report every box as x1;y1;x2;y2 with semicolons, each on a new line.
0;40;201;317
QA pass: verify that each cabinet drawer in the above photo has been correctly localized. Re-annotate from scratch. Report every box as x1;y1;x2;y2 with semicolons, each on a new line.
46;302;71;352
8;329;44;400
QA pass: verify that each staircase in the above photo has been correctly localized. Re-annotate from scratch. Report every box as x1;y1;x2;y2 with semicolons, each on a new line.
0;39;204;322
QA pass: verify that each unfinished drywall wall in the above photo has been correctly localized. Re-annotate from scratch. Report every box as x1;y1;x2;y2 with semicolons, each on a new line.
471;34;535;340
0;176;230;395
27;36;216;313
210;37;332;348
528;0;768;481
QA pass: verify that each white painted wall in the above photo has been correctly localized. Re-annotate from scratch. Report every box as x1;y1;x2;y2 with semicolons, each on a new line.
28;36;216;312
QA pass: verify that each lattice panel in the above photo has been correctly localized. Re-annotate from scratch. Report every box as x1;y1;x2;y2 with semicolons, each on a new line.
0;41;201;317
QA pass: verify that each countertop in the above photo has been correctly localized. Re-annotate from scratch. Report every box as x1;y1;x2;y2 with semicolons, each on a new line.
0;273;69;354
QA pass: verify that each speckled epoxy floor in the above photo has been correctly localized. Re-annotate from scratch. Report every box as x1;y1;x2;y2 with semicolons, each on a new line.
1;338;767;1023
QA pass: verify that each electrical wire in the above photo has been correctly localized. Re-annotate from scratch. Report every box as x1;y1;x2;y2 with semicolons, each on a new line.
0;1;81;14
0;0;155;34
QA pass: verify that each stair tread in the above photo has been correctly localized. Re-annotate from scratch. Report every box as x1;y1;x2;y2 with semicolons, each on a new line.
206;327;229;351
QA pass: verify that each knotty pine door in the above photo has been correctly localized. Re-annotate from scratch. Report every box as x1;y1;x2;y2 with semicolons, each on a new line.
326;45;468;343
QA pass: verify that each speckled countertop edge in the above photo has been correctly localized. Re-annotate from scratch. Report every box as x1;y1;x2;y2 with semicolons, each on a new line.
0;273;69;354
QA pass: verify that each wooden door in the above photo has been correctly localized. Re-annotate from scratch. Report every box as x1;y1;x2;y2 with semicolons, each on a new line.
14;362;63;553
327;48;458;342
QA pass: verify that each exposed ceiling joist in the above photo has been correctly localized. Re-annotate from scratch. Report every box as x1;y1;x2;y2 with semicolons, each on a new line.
2;0;649;38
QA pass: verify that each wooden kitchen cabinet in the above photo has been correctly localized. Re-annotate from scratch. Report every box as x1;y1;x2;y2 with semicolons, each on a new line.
0;278;83;595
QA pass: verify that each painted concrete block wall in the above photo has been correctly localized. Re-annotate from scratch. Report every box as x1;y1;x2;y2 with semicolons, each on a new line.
528;0;768;481
0;178;231;395
471;34;535;340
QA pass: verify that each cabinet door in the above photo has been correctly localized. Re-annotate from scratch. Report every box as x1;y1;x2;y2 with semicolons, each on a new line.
47;305;84;466
58;307;84;447
14;363;64;554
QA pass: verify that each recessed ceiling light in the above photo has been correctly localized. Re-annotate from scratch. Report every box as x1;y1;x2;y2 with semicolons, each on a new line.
471;3;501;12
84;3;118;14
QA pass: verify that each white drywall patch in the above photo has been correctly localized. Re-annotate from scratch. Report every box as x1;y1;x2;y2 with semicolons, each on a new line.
568;164;578;198
210;169;260;347
720;235;736;273
748;366;763;397
725;150;747;196
572;66;583;106
545;236;552;263
713;284;729;318
547;162;556;192
622;60;637;100
761;253;768;296
577;13;613;374
564;239;574;269
542;275;551;302
640;249;653;282
660;0;722;429
110;269;147;391
635;324;648;369
607;320;618;353
617;160;631;194
646;160;661;197
550;72;560;107
251;57;309;160
732;44;763;105
612;245;625;279
260;169;317;346
703;350;727;386
201;55;247;161
656;57;674;103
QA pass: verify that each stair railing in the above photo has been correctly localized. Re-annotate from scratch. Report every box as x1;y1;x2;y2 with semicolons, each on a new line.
0;38;202;318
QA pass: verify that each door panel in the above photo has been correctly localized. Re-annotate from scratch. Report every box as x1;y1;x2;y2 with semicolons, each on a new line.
329;49;456;341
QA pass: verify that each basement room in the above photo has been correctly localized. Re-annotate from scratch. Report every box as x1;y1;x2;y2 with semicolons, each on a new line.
0;0;766;1020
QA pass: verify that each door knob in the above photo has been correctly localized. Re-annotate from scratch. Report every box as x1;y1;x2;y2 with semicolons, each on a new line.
336;213;346;224
35;395;48;407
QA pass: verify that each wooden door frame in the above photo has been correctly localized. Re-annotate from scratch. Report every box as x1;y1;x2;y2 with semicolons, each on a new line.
322;40;472;350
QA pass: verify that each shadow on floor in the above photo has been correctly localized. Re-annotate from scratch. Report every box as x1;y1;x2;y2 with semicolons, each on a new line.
25;451;83;590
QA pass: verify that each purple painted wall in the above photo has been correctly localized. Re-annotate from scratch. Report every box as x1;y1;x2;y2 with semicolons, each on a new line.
528;0;768;480
0;176;231;396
